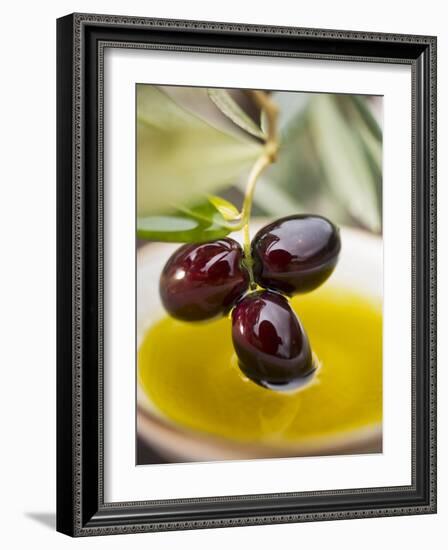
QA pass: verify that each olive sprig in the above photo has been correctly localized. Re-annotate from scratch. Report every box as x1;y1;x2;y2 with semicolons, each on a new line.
158;92;341;392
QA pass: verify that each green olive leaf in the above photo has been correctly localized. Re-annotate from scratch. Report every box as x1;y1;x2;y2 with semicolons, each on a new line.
346;97;382;174
309;95;381;232
207;89;266;140
207;195;241;221
351;95;382;142
137;200;234;243
137;86;262;217
137;215;232;243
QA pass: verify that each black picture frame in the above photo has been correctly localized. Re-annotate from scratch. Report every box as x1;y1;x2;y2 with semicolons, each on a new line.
57;13;437;537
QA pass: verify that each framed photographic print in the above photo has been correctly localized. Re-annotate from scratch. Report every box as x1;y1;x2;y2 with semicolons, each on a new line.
56;13;437;536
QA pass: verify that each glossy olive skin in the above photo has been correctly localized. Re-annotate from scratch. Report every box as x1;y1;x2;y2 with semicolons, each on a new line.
231;290;315;391
160;238;249;321
252;215;341;296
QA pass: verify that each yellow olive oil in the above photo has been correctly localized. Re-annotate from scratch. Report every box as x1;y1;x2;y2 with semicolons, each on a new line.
138;286;382;443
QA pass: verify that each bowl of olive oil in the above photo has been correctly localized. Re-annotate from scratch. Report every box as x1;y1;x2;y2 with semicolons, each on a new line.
137;224;382;462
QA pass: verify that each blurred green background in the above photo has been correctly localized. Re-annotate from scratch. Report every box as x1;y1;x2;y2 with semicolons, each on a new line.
136;85;382;241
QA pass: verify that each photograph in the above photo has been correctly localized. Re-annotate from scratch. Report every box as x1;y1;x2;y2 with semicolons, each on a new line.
135;84;383;464
55;12;436;536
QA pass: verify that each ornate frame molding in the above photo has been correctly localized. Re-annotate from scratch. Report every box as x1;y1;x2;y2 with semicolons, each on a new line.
56;13;437;537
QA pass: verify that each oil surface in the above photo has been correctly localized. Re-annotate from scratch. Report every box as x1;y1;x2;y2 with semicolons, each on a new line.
138;286;382;443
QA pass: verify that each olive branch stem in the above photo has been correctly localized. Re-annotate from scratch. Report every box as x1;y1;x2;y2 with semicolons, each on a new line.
240;91;279;288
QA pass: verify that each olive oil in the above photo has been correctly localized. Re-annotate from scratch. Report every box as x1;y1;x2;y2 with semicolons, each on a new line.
138;286;382;443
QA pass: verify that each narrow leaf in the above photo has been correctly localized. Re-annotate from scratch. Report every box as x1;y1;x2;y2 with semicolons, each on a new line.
137;86;261;216
208;89;266;140
351;95;382;142
137;214;231;243
309;95;381;232
138;199;237;243
208;195;241;221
